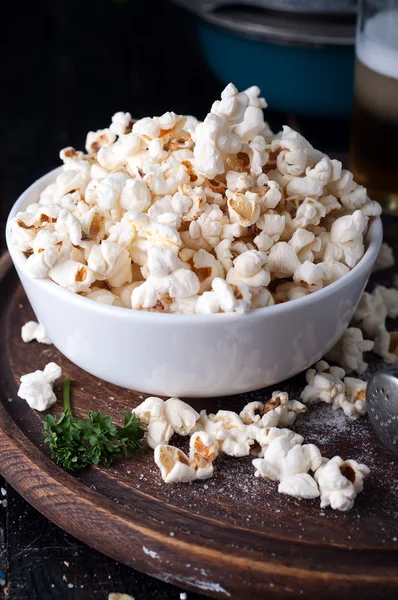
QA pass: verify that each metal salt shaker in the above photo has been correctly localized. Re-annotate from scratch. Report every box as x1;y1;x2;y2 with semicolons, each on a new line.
367;368;398;454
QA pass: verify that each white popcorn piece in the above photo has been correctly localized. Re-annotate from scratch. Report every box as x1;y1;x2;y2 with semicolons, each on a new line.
254;213;285;252
301;361;346;406
133;397;174;449
49;260;96;293
189;431;219;478
195;278;250;314
227;190;260;227
88;240;132;288
163;398;200;436
247;426;304;458
352;290;387;339
268;242;301;278
26;230;67;279
373;327;398;363
314;456;370;511
274;126;323;177
211;83;249;126
21;321;51;344
190;248;224;293
85;288;122;306
326;327;374;375
374;285;398;319
194;112;241;179
293;261;332;287
54;208;82;246
212;410;252;457
233;86;269;143
293;198;327;229
155;430;218;484
226;170;254;192
96;172;130;211
278;473;320;500
86;128;116;155
120;178;151;212
253;434;322;482
248;135;269;175
373;242;394;272
215;239;234;272
319;193;341;214
54;170;88;202
286;176;324;199
80;207;108;243
169;295;199;314
226;250;270;288
257;178;283;210
250;287;274;309
323;258;350;283
288;228;321;263
239;401;264;425
132;268;200;310
109;111;133;136
340;377;367;419
154;445;197;484
17;362;62;411
112;281;142;308
240;392;306;429
329;210;367;268
98;133;142;170
274;281;309;303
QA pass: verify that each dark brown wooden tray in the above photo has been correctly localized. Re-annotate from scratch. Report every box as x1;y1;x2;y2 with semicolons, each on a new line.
0;254;397;600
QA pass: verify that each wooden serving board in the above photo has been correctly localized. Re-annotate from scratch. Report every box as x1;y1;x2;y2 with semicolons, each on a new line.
0;257;398;600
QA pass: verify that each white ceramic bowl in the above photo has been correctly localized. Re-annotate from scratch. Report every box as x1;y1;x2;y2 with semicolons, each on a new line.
6;167;382;397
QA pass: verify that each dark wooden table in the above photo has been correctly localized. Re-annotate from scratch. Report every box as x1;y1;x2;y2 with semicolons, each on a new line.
0;0;357;598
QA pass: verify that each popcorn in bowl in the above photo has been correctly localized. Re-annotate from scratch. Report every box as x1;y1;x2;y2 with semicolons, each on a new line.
9;84;381;313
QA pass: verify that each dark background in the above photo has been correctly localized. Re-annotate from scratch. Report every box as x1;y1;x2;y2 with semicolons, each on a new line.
0;0;350;598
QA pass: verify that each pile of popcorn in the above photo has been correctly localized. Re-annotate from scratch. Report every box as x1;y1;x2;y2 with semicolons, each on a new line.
10;83;381;314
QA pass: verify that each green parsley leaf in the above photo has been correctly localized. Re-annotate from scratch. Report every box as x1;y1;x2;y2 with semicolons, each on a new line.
44;376;144;471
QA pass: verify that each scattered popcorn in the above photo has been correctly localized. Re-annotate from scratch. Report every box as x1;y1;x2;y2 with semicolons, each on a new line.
278;473;320;500
252;432;322;500
17;362;62;411
139;389;371;508
212;410;253;457
373;242;394;272
300;361;346;407
352;285;398;364
21;320;51;344
134;396;200;448
325;327;374;375
341;377;367;420
154;431;218;483
154;445;197;483
314;456;370;511
10;83;379;313
240;392;306;428
134;396;174;449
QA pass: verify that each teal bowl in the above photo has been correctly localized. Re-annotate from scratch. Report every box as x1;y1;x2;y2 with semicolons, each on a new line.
197;22;355;116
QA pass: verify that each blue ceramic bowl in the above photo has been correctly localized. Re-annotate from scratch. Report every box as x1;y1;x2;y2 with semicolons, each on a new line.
196;22;355;116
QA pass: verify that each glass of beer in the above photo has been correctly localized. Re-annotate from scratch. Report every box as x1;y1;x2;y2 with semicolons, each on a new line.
349;0;398;214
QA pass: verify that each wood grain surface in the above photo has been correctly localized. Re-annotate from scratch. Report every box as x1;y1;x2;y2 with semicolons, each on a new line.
0;262;397;600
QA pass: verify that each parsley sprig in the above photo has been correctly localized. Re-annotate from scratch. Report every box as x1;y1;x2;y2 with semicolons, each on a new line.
44;377;144;470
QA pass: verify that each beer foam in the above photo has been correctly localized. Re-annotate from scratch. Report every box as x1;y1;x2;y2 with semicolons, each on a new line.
357;8;398;80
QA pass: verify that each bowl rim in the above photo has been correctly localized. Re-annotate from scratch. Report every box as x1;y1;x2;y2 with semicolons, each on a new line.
6;166;383;325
